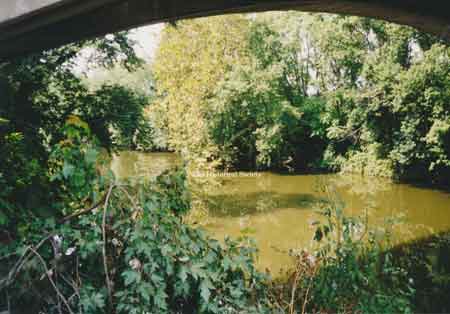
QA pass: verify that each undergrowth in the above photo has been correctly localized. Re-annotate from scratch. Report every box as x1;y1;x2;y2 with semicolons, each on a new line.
0;117;437;314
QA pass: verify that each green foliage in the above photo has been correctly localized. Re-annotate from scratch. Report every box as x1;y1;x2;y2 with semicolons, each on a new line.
310;193;413;314
48;116;104;213
304;14;450;185
115;204;269;314
2;25;273;314
154;12;449;186
391;233;450;313
387;45;450;183
80;84;150;150
85;64;168;152
152;13;449;185
0;32;156;233
0;118;105;312
210;61;326;170
339;144;394;178
0;131;45;226
152;16;251;170
212;20;328;171
1;125;271;313
270;186;415;314
154;16;328;172
2;10;450;314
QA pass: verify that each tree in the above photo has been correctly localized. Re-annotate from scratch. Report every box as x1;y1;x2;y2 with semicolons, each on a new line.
152;15;251;169
0;32;149;232
209;20;327;171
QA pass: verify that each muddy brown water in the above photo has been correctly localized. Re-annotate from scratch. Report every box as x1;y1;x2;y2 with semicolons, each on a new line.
111;151;450;272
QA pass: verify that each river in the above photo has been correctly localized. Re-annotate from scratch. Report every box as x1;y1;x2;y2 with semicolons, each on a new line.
111;151;450;273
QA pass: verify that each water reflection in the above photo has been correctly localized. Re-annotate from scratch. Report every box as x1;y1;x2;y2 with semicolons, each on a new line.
112;152;450;272
205;192;322;217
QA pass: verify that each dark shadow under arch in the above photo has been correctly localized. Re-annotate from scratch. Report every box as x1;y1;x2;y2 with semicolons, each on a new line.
0;0;449;59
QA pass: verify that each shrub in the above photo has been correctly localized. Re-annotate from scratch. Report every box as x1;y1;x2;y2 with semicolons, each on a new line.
340;144;394;179
269;185;414;314
0;118;271;314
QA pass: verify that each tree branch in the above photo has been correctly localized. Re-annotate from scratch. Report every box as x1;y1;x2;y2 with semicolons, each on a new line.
29;248;74;314
102;184;115;311
59;194;107;224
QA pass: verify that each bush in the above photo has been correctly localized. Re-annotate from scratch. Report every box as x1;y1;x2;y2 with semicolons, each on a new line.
269;185;414;314
340;144;394;179
0;118;271;314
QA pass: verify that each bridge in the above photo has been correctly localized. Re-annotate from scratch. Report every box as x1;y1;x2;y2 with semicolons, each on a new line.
0;0;449;59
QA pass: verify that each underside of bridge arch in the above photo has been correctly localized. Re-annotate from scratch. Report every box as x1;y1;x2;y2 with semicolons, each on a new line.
0;0;449;59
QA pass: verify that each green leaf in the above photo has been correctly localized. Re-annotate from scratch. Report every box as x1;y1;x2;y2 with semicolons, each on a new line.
62;162;75;179
314;227;323;242
0;211;8;225
200;280;212;302
123;270;141;286
178;266;188;283
222;256;232;271
190;262;205;279
85;148;98;164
